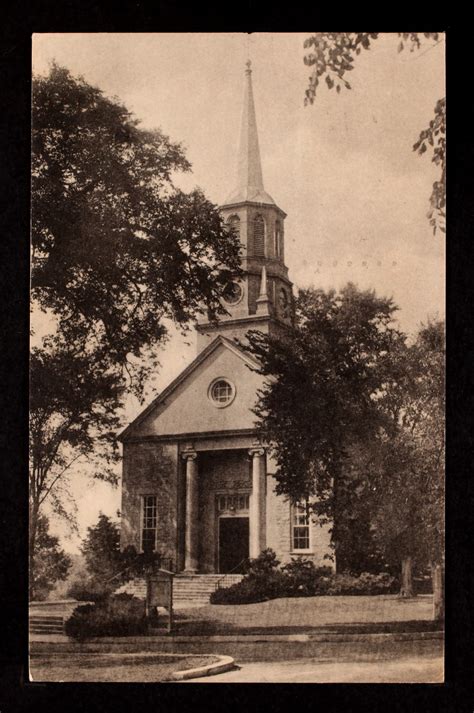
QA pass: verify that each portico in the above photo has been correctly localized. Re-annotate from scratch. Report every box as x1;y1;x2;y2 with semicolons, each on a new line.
181;441;266;574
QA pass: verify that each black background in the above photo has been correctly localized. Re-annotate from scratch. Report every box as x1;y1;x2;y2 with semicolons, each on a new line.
0;9;472;713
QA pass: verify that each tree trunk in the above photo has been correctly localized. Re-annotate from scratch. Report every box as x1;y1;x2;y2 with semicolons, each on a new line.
399;556;415;597
431;562;444;621
29;500;40;601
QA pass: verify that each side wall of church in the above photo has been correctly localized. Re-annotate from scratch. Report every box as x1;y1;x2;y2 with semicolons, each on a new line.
265;452;335;568
120;441;179;565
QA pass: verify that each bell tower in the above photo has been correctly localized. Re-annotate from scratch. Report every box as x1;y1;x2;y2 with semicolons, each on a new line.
196;61;293;352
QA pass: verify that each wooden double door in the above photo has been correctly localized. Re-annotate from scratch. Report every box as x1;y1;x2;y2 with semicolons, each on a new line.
218;516;249;573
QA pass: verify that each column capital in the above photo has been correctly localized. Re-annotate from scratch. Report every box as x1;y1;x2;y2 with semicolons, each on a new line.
248;447;265;458
182;450;197;461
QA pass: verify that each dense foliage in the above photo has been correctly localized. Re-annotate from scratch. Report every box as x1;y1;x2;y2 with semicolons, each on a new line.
245;284;402;504
29;514;72;600
64;593;150;640
67;514;164;601
244;286;444;610
369;321;445;574
32;64;242;384
30;64;242;592
210;550;396;605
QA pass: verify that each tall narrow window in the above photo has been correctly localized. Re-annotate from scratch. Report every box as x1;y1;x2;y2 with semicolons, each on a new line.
292;501;310;551
141;495;157;553
274;220;282;258
253;214;265;256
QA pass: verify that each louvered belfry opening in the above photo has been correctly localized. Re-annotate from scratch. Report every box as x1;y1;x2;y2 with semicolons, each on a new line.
253;213;265;256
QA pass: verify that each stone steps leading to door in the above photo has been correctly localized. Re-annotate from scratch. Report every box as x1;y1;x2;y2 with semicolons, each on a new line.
115;573;243;606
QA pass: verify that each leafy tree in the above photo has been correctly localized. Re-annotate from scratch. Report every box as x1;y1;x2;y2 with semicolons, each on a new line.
330;442;390;575
244;286;444;613
303;32;445;233
81;513;123;582
244;283;403;509
30;514;72;600
29;336;122;587
68;514;164;600
369;319;445;614
30;65;242;564
32;64;242;394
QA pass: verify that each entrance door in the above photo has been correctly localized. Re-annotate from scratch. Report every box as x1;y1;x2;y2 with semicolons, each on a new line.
218;517;249;573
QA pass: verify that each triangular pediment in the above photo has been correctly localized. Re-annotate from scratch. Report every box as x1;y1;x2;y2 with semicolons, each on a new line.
119;336;263;441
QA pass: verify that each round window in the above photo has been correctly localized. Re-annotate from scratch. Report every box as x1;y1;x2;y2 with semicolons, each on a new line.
208;378;236;408
223;281;243;306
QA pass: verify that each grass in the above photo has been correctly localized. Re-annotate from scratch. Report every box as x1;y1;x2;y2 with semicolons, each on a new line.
169;594;439;636
29;652;220;682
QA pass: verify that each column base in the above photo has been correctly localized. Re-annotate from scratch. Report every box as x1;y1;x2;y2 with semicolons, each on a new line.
183;568;198;574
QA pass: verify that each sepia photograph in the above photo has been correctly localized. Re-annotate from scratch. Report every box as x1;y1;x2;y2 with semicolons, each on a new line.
30;31;445;683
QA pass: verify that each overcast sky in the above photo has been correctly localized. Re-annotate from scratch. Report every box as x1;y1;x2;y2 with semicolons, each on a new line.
32;32;445;553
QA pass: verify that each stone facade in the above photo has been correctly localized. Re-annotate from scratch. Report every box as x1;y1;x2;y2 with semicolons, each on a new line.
120;441;179;563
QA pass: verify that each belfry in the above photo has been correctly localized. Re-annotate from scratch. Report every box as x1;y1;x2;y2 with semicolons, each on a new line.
118;63;332;585
196;60;293;351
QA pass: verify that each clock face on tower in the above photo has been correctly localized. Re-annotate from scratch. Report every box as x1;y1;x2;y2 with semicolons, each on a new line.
223;281;243;306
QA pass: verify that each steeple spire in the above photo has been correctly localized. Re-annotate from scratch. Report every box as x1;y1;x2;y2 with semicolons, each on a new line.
223;62;275;206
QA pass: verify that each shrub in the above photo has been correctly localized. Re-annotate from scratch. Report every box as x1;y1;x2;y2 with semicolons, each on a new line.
67;577;113;603
243;548;280;577
281;559;334;597
209;549;397;604
211;549;286;604
210;570;287;605
64;594;149;640
326;571;397;596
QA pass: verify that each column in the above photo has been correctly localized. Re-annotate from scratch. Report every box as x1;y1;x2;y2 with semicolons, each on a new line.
248;447;265;559
182;451;198;573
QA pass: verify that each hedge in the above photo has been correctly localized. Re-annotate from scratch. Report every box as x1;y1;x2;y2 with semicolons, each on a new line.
210;549;397;605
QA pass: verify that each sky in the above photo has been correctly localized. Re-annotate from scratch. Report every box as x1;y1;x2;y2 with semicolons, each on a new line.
32;32;445;553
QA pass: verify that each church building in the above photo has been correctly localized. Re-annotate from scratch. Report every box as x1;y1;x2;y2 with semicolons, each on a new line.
118;62;333;577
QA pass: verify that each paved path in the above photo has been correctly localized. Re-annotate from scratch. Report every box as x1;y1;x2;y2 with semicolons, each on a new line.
184;638;443;683
187;655;444;683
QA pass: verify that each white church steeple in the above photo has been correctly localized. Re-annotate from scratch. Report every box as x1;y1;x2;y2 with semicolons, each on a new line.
223;60;275;207
196;61;294;352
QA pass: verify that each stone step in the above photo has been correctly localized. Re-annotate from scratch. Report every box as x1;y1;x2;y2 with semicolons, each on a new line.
115;573;244;604
29;625;64;634
29;616;64;624
174;585;220;588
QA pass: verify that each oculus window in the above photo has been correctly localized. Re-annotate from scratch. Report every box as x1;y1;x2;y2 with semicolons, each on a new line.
208;378;236;408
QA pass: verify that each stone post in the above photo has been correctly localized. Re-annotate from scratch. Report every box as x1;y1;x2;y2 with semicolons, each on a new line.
249;447;265;559
182;451;198;573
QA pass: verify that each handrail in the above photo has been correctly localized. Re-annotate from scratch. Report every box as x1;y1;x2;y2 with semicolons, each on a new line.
215;559;247;590
104;556;174;585
104;555;141;584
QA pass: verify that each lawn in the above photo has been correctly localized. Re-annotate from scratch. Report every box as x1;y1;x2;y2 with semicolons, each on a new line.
29;652;220;682
170;594;438;636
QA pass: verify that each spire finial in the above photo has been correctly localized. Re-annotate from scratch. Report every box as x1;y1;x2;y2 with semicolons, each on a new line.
245;59;252;75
